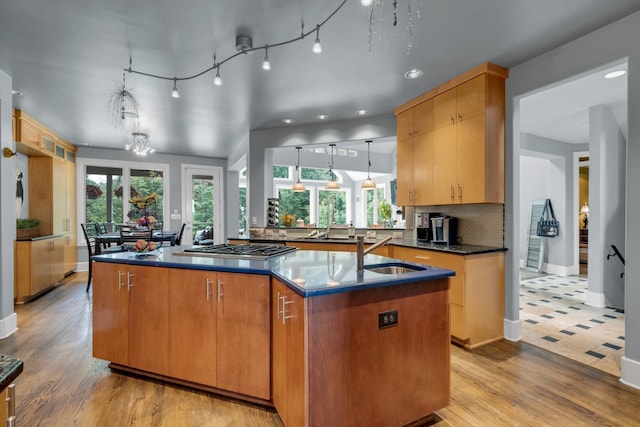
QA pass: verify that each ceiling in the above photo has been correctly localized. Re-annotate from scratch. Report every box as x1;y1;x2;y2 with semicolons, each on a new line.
1;0;639;158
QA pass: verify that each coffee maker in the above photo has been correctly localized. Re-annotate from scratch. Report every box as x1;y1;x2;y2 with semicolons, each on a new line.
430;216;458;245
416;212;441;242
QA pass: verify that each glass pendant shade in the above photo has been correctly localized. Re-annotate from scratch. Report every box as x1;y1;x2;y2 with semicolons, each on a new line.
292;147;306;192
326;143;340;190
361;140;376;188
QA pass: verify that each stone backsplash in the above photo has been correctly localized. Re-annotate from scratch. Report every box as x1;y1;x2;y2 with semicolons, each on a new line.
414;204;505;247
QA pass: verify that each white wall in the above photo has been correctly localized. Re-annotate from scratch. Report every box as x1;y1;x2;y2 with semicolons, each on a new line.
519;156;550;261
0;69;17;338
588;105;626;309
506;11;640;388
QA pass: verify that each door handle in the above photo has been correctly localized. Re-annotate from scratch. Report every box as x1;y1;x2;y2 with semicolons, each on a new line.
127;272;134;291
206;278;212;301
458;184;462;201
217;279;223;301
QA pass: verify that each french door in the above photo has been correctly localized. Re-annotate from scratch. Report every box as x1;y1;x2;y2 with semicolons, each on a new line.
182;165;223;245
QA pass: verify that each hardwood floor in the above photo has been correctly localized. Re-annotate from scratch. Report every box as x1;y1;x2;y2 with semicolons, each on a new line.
1;273;639;426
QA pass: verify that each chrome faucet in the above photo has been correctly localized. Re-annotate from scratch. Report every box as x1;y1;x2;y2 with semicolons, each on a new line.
356;235;394;272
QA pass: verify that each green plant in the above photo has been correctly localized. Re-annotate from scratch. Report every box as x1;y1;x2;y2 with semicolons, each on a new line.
378;199;392;222
17;218;40;229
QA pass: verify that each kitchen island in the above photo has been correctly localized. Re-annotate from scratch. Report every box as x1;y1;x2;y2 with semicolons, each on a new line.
91;246;454;427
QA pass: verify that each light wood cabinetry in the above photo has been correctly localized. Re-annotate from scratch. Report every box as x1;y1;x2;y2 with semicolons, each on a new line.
390;246;505;349
95;265;271;399
14;109;78;276
92;263;170;374
272;279;306;427
14;236;65;303
395;62;508;206
396;99;434;206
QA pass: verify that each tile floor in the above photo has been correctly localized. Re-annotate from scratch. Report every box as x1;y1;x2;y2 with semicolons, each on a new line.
520;272;625;377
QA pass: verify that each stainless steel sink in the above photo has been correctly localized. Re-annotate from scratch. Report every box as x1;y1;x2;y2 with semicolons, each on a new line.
364;264;425;275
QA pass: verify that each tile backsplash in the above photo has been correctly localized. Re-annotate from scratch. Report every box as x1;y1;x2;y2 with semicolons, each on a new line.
415;204;504;247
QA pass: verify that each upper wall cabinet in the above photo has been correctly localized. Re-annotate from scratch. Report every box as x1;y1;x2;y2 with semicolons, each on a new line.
394;62;508;206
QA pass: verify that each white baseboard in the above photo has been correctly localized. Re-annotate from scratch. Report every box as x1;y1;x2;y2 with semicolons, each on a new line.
77;262;89;272
585;290;606;308
621;356;640;390
504;318;522;342
0;313;18;339
518;260;577;277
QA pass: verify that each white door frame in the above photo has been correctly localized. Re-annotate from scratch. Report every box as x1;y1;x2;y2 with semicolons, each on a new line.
181;164;224;245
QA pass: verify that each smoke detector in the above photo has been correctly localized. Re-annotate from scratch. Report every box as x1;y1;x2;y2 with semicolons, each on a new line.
236;35;253;52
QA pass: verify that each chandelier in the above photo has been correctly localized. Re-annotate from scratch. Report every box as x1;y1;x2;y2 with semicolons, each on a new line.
292;146;306;192
326;144;340;190
365;0;423;54
361;140;377;189
108;68;140;128
126;132;154;156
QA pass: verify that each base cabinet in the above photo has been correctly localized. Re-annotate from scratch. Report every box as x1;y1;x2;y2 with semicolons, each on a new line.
93;264;271;400
92;263;170;374
391;246;505;348
272;278;450;427
14;237;65;303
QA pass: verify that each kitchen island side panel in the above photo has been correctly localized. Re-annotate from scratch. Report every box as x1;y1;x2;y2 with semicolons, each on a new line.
306;278;450;427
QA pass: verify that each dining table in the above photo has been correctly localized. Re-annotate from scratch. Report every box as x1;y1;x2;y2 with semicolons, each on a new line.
94;230;178;254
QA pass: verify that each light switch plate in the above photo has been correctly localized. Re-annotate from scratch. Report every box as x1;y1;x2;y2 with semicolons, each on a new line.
170;213;181;220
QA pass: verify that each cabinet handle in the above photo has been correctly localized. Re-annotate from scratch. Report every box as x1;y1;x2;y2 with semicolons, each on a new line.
206;278;212;301
217;279;223;301
458;184;462;201
414;188;418;202
450;116;455;124
282;299;294;325
408;188;413;202
415;255;431;261
7;383;16;419
127;272;134;291
118;271;125;290
450;185;454;201
458;113;462;121
276;291;282;319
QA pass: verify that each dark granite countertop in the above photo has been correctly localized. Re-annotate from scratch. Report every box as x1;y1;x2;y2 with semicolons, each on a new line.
229;236;506;255
92;246;455;298
0;354;23;391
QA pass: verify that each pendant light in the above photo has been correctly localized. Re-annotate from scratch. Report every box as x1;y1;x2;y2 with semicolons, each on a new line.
326;143;340;190
361;140;377;189
292;147;306;192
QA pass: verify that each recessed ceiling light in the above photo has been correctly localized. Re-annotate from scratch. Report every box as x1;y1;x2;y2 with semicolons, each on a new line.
316;114;329;120
282;118;295;124
11;90;23;96
404;69;423;79
355;109;370;116
604;70;626;79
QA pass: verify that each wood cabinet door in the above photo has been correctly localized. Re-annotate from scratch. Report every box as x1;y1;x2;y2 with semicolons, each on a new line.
216;273;271;399
433;88;457;129
396;135;414;206
271;280;288;422
284;286;306;427
456;113;487;204
63;232;77;275
396;109;414;140
431;125;457;204
412;131;434;205
92;263;129;365
65;161;76;233
19;119;40;146
49;237;65;283
169;269;217;387
127;265;170;375
31;240;51;294
52;159;67;234
412;98;434;135
456;75;486;120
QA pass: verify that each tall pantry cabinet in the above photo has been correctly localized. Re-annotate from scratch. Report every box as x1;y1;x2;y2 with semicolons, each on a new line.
13;109;78;302
395;62;508;206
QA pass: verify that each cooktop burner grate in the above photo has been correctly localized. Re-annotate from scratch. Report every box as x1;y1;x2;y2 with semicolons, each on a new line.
182;244;297;259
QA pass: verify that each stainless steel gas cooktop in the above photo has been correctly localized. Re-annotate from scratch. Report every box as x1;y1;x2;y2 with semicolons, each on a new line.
181;243;297;260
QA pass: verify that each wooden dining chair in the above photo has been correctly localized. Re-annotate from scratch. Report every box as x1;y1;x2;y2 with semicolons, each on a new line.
82;223;125;292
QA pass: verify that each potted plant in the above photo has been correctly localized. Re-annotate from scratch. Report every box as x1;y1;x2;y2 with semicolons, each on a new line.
16;218;40;240
86;184;103;199
378;199;393;228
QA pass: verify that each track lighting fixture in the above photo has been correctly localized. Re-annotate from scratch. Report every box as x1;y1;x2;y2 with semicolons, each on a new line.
122;0;350;90
361;140;376;189
326;144;340;190
312;25;322;54
262;45;271;70
171;78;180;98
292;147;306;192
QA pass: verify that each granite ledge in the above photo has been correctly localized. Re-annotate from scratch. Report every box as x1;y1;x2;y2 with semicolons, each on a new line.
0;354;23;392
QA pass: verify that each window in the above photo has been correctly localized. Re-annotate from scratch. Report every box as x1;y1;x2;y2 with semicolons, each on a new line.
278;188;311;224
364;187;386;227
273;165;290;179
79;159;170;233
318;190;347;227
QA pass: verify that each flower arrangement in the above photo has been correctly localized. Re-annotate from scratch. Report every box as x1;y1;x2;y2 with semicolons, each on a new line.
114;185;139;198
86;184;103;199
